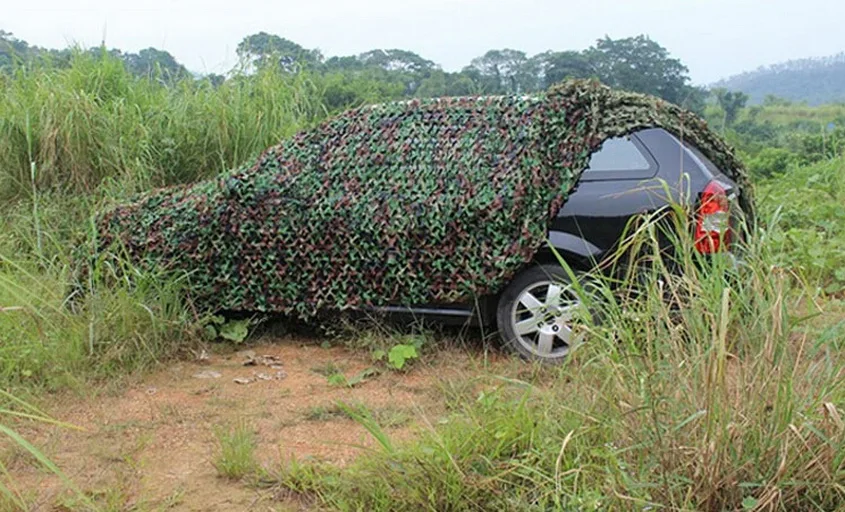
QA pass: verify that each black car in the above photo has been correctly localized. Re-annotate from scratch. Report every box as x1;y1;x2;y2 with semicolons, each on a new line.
374;127;739;362
91;84;745;364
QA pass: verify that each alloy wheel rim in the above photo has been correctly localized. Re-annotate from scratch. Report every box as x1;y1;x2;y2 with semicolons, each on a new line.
510;280;582;359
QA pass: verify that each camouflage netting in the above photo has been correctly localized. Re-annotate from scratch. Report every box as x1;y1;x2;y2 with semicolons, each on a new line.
93;80;753;317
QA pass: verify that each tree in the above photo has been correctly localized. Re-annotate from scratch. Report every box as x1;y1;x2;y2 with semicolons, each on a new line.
236;32;323;71
416;70;477;98
534;50;596;88
319;71;405;111
712;88;749;130
323;49;438;95
323;55;365;72
0;30;32;68
464;49;538;94
585;35;695;107
357;49;436;74
123;48;189;79
357;49;437;94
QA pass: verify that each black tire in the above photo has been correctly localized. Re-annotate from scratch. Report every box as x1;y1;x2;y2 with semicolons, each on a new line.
496;264;584;363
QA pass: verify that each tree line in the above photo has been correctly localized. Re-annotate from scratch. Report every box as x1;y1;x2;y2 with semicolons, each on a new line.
2;30;710;110
0;30;190;79
234;32;706;111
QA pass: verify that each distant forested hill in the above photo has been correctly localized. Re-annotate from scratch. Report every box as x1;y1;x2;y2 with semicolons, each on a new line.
715;54;845;105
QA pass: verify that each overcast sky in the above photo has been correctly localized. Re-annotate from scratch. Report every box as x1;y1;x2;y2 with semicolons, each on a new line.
3;0;843;84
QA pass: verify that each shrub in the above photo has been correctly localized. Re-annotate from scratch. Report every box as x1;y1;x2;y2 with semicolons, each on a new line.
746;146;799;178
758;157;845;293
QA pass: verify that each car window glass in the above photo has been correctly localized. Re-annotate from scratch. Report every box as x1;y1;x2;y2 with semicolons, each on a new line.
585;136;650;172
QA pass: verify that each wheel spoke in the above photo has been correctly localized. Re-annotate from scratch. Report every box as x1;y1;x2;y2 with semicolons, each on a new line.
537;332;554;355
515;317;539;335
555;324;572;344
545;283;563;306
518;291;543;312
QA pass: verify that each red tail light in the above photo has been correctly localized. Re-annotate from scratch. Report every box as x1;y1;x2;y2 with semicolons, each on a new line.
694;181;731;254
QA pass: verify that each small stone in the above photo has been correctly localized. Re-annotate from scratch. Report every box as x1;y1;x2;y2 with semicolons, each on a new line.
193;370;222;379
233;377;252;385
261;355;282;365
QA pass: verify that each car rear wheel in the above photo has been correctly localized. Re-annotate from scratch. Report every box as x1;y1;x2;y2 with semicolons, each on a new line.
496;265;585;362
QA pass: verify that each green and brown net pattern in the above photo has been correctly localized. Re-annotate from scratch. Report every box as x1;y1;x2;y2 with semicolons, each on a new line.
93;80;752;316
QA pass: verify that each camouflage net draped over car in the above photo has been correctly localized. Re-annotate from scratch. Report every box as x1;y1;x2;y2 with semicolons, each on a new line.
94;80;752;317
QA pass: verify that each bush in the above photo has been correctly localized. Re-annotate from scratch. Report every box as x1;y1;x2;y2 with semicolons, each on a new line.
758;157;845;293
746;146;799;178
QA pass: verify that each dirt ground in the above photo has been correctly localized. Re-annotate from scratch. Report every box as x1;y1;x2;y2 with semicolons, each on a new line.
6;336;510;511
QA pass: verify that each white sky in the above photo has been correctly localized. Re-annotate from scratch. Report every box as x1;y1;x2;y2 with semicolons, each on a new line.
3;0;843;84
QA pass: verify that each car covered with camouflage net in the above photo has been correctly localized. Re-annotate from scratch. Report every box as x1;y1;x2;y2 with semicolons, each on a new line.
92;79;751;362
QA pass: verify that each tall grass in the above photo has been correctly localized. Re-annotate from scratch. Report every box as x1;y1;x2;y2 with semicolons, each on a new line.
0;49;326;201
0;52;340;392
0;238;199;391
0;160;201;392
270;208;845;511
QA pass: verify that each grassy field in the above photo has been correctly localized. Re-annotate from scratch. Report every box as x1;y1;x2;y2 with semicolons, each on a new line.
1;55;843;510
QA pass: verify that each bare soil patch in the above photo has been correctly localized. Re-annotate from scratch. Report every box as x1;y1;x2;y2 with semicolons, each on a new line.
7;337;507;511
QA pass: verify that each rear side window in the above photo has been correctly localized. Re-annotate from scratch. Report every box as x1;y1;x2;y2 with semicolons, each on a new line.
586;136;651;172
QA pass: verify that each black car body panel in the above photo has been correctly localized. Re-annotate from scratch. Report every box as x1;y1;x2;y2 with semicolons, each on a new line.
385;127;739;325
541;128;737;267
